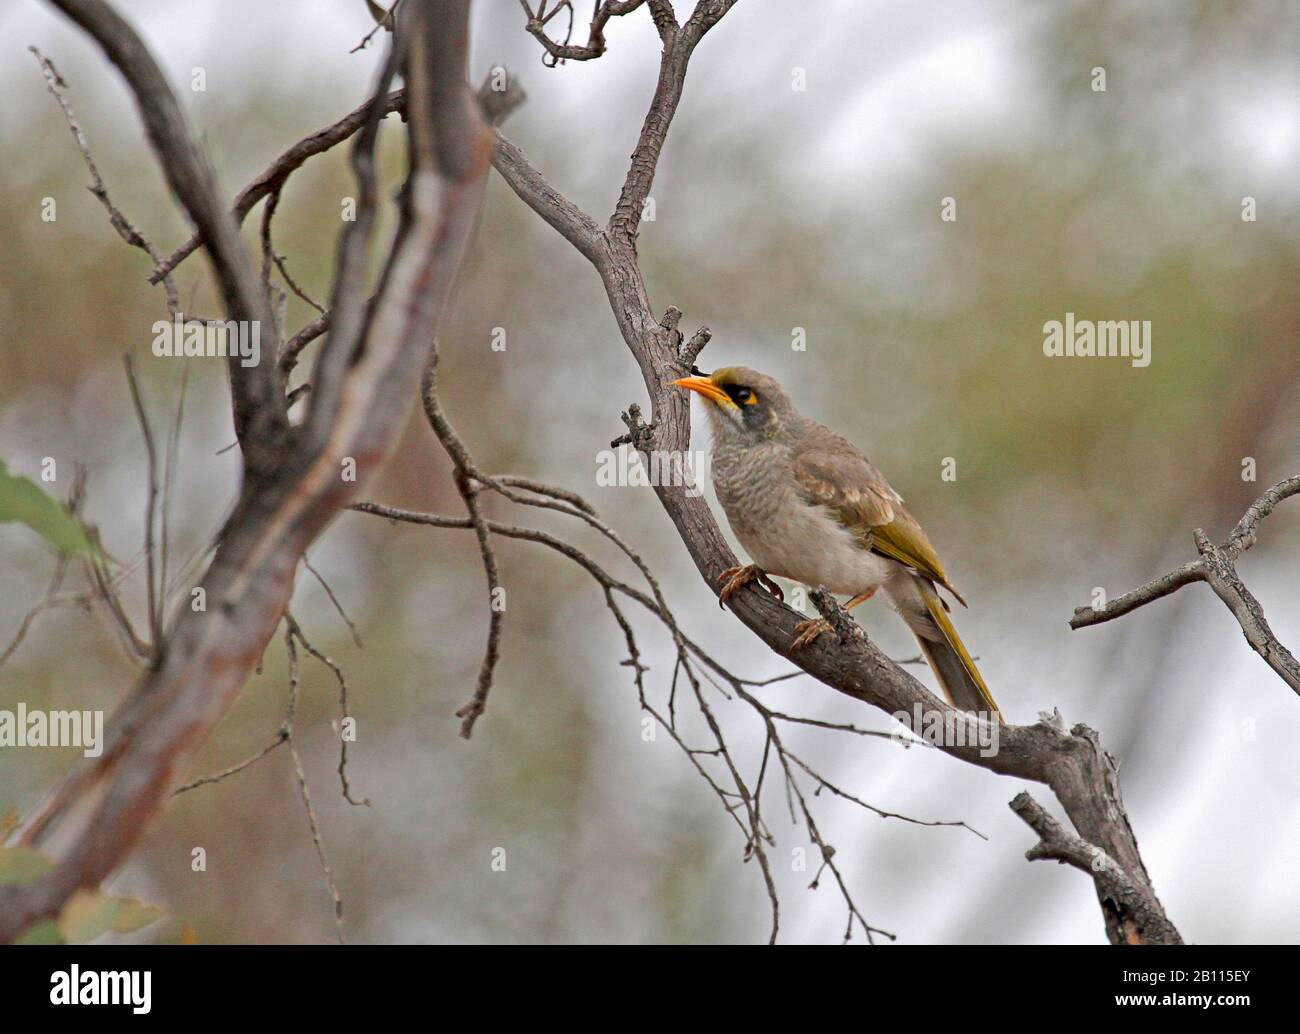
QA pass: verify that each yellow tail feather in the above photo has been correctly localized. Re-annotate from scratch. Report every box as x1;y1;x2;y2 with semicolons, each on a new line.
917;583;1002;720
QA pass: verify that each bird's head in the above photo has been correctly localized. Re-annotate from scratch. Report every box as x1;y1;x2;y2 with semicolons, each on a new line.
671;366;796;443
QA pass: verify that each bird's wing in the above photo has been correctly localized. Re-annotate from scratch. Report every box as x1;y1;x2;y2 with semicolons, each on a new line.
791;430;965;605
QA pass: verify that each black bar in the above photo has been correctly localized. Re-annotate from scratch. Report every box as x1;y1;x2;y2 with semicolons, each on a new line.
0;944;1289;1021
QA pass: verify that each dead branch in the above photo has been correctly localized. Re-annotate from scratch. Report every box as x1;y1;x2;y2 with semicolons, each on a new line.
43;0;288;464
148;90;406;288
349;495;976;943
281;624;346;943
519;1;647;65
1010;793;1180;945
0;0;490;944
1070;475;1300;695
495;0;1181;945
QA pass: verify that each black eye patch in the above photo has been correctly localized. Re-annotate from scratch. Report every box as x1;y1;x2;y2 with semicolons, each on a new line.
724;384;758;406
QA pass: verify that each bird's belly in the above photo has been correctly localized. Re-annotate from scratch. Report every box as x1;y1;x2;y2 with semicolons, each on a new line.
734;501;896;596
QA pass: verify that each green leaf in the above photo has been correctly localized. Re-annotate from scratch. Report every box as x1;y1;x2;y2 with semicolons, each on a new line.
14;920;62;945
0;845;163;943
0;844;54;887
0;460;98;555
58;889;164;942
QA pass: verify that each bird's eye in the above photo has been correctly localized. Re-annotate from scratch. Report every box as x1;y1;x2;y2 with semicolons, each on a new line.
734;387;753;404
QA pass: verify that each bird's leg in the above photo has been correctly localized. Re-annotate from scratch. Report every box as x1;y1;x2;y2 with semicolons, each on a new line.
717;564;783;608
791;588;876;650
790;618;832;651
844;589;876;611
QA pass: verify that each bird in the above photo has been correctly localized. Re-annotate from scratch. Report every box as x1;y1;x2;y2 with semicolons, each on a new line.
672;365;1001;720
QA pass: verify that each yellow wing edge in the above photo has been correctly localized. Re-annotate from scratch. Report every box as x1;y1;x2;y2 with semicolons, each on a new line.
918;583;1000;719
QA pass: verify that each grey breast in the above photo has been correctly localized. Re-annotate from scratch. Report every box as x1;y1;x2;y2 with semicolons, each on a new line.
711;437;793;544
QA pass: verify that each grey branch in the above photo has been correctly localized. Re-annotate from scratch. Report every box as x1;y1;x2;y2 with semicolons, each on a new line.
349;496;923;943
519;1;647;64
0;0;490;944
500;0;1179;945
608;0;740;248
1010;792;1181;945
46;0;287;467
148;90;407;288
1071;475;1300;695
419;354;504;738
491;131;609;265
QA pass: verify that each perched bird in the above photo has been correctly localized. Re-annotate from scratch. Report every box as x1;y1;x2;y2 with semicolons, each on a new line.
672;366;1001;720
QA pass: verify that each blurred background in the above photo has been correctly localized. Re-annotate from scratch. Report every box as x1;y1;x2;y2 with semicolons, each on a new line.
1;0;1298;944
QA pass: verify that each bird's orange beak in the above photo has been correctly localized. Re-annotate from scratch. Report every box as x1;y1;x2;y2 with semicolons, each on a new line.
671;374;731;406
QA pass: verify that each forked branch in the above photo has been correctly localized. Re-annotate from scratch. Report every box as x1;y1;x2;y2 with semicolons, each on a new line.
501;0;1181;944
0;0;490;944
1071;475;1300;695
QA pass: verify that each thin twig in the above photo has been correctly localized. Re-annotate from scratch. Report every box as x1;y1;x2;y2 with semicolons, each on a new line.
123;356;161;662
1071;475;1300;695
302;555;364;649
172;731;288;795
286;613;369;807
283;625;346;943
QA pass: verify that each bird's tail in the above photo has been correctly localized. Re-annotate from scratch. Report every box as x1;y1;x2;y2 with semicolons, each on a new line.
884;575;1002;721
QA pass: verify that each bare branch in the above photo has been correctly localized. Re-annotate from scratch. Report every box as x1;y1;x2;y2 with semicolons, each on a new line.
1193;528;1300;694
122;356;162;663
159;365;189;618
0;0;490;944
1010;792;1180;945
608;0;740;247
282;625;346;943
491;131;609;265
286;613;369;807
29;46;189;318
172;731;288;795
301;554;364;649
149;90;407;287
647;0;678;41
348;495;969;941
280;312;331;380
419;358;504;738
46;0;287;465
519;1;646;64
1071;475;1300;695
351;0;400;54
488;0;1180;944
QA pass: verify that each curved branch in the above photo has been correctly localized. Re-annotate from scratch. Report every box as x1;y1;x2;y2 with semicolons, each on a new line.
519;0;647;64
491;131;609;265
1010;793;1180;945
491;0;1181;944
608;0;740;247
0;0;490;945
148;90;407;287
47;0;287;466
1071;475;1300;695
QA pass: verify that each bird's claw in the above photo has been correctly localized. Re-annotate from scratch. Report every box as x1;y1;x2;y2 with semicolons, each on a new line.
717;564;783;608
791;618;833;651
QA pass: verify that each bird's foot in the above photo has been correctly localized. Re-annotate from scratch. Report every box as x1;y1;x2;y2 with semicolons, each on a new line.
717;565;783;608
791;617;833;651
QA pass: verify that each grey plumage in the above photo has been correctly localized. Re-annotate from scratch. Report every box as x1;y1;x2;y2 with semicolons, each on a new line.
688;366;1000;719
